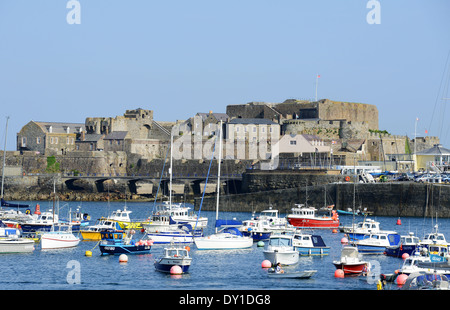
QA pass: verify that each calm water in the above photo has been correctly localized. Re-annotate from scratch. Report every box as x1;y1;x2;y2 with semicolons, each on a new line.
1;200;449;292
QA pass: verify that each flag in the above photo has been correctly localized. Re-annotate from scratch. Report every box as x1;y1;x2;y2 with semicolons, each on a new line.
425;129;428;134
317;74;321;78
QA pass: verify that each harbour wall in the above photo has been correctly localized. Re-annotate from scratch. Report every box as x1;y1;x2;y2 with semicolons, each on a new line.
194;182;450;218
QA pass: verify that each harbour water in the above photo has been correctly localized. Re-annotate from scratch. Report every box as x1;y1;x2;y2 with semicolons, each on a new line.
1;200;449;292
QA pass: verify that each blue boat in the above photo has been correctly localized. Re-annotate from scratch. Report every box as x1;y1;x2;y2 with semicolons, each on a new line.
146;223;203;244
154;244;192;273
239;219;271;241
352;232;401;254
385;233;420;257
21;210;81;233
292;232;330;256
99;229;153;255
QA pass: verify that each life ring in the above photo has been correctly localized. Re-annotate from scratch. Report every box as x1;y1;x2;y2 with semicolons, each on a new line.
345;176;350;182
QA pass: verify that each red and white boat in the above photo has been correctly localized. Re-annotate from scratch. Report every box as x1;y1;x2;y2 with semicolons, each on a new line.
332;246;369;275
287;204;339;229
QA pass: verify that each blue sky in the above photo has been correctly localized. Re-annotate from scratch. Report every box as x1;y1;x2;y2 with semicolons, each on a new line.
0;0;449;150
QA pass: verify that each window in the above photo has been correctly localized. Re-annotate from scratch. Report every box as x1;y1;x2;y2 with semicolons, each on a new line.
21;137;27;147
290;140;297;145
36;137;41;144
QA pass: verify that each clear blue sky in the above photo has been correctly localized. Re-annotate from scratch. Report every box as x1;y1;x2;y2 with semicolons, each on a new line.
1;0;449;150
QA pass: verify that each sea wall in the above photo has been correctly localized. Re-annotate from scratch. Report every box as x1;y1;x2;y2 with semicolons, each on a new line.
194;182;450;218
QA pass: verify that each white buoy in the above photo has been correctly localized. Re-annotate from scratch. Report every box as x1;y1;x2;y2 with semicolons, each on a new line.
119;254;128;263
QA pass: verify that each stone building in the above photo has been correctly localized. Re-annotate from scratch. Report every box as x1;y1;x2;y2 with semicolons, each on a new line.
226;98;379;131
17;121;84;155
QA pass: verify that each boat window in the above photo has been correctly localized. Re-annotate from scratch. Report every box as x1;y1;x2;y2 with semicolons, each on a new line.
114;234;122;239
302;236;310;241
380;235;387;240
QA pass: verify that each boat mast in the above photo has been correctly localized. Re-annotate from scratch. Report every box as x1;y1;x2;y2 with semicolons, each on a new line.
215;121;223;234
1;116;9;199
169;132;173;209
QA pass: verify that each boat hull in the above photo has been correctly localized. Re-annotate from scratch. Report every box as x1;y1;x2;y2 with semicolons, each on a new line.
296;246;330;256
99;244;151;255
22;223;81;233
385;245;419;257
287;217;339;229
242;231;271;241
354;245;386;255
41;233;80;249
194;235;253;250
80;231;101;241
0;239;35;253
263;250;299;265
333;262;368;275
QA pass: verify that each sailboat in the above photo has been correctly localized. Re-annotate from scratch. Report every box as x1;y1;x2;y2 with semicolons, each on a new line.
145;133;203;243
194;121;253;250
40;181;80;250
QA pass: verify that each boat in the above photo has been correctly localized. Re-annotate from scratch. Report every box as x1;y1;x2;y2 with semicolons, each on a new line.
400;272;450;290
420;224;449;247
0;198;30;209
287;204;339;229
193;122;252;250
146;223;203;244
80;219;122;241
267;268;317;279
292;232;330;256
144;202;208;233
239;218;272;241
21;209;80;233
41;223;80;249
332;246;370;275
0;235;35;253
397;251;434;275
351;232;401;254
154;243;192;273
99;229;153;255
60;207;90;228
385;232;421;257
339;218;386;240
263;234;299;266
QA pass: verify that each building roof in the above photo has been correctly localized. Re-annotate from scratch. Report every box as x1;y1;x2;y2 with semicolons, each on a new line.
196;112;229;122
78;134;104;142
104;131;128;140
34;121;84;134
416;144;450;156
228;118;278;125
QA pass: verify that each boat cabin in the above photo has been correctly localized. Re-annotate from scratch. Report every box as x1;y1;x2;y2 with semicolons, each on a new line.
100;229;127;244
109;208;132;222
401;233;420;245
422;233;447;245
356;219;380;231
164;247;190;259
267;235;293;247
290;205;316;218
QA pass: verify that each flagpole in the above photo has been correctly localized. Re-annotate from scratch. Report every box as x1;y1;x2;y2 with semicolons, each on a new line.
315;74;320;101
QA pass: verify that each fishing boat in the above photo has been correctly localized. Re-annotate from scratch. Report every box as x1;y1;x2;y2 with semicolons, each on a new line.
60;207;90;228
287;204;339;229
146;223;203;244
398;252;435;275
263;234;299;266
0;236;35;253
239;219;272;241
193;122;252;250
420;224;449;247
99;229;153;255
154;243;192;273
385;232;421;257
351;232;400;254
80;219;122;241
292;232;330;256
41;223;80;249
332;246;370;275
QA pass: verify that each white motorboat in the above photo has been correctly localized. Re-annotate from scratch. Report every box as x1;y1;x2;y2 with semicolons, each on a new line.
0;236;35;253
154;244;192;273
263;234;299;266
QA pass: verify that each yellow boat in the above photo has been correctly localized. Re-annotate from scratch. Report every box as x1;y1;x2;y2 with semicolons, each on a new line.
80;219;122;241
105;206;149;230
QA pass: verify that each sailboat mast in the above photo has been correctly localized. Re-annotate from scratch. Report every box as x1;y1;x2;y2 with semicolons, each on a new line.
215;121;223;233
1;116;9;198
169;133;173;208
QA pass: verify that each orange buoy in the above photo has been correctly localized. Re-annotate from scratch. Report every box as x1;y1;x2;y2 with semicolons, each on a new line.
345;176;351;182
185;246;190;252
34;204;41;215
261;260;272;268
402;253;409;260
396;218;402;225
334;269;345;278
396;274;408;285
341;237;348;245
